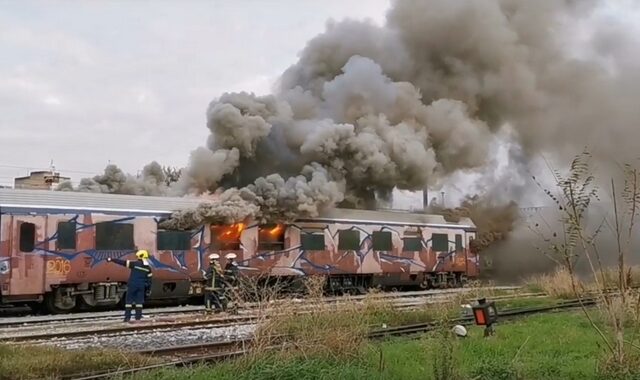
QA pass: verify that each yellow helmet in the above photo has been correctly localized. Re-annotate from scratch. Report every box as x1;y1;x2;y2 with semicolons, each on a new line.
136;250;149;260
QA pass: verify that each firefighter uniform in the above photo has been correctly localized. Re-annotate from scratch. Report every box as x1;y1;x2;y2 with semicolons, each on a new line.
224;253;239;286
223;253;240;314
204;253;226;313
107;250;153;322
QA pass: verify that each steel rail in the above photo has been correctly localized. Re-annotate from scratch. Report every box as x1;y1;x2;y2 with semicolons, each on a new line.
368;297;598;339
0;286;522;327
1;291;594;342
2;315;258;342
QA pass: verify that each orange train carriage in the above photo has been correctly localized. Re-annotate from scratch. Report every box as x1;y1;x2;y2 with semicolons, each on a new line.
0;189;478;313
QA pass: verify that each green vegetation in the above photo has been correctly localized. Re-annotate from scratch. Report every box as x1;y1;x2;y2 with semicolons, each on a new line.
132;311;634;380
0;344;157;380
494;296;557;310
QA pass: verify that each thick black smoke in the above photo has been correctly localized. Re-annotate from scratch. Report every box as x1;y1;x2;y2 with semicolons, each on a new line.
68;0;640;235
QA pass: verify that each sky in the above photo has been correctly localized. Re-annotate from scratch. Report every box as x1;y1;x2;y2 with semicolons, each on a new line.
0;0;390;187
1;0;638;211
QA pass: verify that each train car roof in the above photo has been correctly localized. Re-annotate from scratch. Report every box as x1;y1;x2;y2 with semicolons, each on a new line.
0;188;202;215
299;208;475;229
0;188;475;229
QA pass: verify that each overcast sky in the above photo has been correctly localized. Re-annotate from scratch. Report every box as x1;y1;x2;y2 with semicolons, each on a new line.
2;1;638;210
0;0;390;187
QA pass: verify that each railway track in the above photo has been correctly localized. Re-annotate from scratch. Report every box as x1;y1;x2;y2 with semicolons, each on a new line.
0;289;524;340
368;296;598;339
3;315;258;342
0;286;522;328
60;296;597;380
0;293;543;345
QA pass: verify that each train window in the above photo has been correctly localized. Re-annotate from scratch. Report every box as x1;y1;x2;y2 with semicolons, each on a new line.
57;221;76;250
338;230;360;250
258;224;285;251
431;233;449;251
372;231;392;251
301;233;325;250
455;234;463;251
19;222;35;253
157;230;192;250
211;223;244;251
95;222;134;250
402;237;422;252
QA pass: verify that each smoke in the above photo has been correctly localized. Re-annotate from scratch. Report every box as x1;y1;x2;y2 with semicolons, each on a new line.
161;163;344;229
68;0;640;273
431;196;520;253
58;162;168;196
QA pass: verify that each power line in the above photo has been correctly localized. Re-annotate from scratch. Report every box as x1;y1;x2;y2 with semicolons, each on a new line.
0;164;96;175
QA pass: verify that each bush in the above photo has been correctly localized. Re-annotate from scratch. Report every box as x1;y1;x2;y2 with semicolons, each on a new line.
526;267;584;299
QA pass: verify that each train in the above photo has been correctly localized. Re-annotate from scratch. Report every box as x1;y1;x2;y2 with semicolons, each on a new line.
0;188;479;313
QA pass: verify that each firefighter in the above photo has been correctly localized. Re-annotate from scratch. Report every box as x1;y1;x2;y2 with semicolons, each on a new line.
204;253;226;314
224;253;240;314
224;253;239;286
106;249;153;322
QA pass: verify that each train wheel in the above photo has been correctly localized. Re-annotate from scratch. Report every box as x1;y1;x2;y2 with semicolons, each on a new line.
42;291;76;314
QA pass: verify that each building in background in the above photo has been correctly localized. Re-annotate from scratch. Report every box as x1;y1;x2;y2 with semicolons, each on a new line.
14;170;70;190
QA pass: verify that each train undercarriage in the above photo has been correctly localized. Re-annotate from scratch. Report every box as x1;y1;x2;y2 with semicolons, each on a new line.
2;270;470;314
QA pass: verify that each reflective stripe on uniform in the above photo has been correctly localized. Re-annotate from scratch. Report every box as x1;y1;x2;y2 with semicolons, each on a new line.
147;272;153;278
125;304;133;308
133;266;150;272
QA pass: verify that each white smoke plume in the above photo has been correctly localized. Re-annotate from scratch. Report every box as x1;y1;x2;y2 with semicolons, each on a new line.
72;0;640;233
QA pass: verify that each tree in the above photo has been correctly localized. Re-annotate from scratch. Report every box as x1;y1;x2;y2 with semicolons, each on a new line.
163;166;182;186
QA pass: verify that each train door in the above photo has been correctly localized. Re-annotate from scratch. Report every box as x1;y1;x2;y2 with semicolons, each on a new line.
465;231;479;277
10;215;46;297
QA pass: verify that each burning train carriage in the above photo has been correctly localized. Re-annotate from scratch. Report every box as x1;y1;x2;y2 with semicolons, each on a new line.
0;189;478;313
208;209;478;292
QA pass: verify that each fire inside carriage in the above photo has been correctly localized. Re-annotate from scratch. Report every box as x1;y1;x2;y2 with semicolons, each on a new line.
0;189;478;313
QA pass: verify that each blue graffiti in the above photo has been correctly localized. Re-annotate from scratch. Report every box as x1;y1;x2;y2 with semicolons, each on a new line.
173;251;188;268
147;256;182;273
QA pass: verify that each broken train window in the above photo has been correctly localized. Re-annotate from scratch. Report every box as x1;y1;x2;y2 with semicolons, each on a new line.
258;224;285;251
211;223;245;251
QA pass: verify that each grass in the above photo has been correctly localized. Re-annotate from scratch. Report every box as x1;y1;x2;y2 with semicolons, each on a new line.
2;278;628;380
0;344;158;380
132;311;621;380
250;291;461;361
525;266;640;299
494;296;558;310
525;267;582;299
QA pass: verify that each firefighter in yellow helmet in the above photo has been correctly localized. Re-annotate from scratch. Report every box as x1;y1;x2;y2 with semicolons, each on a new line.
107;249;153;322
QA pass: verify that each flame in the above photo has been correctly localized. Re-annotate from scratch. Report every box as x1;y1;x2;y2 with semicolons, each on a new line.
269;224;283;236
218;223;245;240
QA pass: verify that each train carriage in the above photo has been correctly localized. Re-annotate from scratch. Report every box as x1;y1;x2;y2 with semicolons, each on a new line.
0;189;478;313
